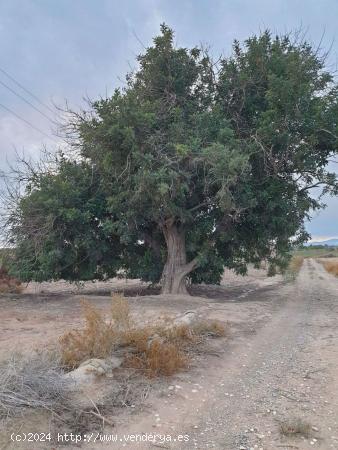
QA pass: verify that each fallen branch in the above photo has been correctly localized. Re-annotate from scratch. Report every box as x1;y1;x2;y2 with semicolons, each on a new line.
85;395;115;428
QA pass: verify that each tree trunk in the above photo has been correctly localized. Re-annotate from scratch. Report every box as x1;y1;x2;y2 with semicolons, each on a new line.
160;220;197;295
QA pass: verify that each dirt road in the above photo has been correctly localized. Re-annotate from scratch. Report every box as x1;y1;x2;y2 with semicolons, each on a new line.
93;259;337;450
157;259;338;449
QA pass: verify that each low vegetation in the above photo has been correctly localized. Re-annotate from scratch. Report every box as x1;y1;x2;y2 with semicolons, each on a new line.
293;246;338;259
60;295;227;377
0;267;22;294
0;350;150;436
0;352;68;420
284;255;304;281
320;260;338;277
0;295;227;437
124;340;187;378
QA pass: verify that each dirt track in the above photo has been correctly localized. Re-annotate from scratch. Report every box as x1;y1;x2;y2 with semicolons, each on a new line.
164;258;338;449
1;260;338;449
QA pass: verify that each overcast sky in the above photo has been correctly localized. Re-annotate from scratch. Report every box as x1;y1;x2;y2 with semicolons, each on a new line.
0;0;338;241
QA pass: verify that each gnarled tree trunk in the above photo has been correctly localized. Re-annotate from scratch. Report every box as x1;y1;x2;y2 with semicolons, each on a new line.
160;219;198;295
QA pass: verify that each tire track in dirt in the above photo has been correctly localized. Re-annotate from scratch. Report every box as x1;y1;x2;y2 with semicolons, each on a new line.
169;259;338;450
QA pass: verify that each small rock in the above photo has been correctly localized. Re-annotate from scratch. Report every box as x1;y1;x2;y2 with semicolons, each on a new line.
173;311;197;326
64;356;122;385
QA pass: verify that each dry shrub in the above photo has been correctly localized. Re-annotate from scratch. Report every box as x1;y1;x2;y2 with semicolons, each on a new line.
125;339;187;378
122;325;189;377
321;260;338;276
284;255;304;281
279;418;312;438
146;340;186;377
111;293;131;330
192;319;228;338
0;352;69;420
60;300;116;369
156;320;227;349
60;295;137;369
0;267;23;294
123;320;227;377
60;296;227;378
0;350;150;437
121;327;154;353
159;324;197;347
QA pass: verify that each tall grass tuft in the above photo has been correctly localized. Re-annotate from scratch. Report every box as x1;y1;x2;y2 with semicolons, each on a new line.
284;255;304;281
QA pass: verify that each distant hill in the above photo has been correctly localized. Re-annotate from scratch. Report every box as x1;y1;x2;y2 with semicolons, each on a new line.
306;239;338;247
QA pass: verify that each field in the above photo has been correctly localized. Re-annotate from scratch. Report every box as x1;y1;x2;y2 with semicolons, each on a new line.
1;261;338;450
293;246;338;259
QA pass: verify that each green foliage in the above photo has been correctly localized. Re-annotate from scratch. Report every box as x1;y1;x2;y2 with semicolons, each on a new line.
7;25;338;285
8;159;123;282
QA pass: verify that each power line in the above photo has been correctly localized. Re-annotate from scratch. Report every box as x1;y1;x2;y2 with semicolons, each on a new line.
0;102;57;143
0;79;56;124
0;66;56;115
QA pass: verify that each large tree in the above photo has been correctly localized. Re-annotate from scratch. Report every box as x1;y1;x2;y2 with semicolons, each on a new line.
6;26;338;293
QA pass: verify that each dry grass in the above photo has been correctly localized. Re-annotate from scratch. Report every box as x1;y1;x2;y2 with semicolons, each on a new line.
60;295;228;377
279;418;312;438
124;340;187;378
0;351;151;437
59;300;117;369
0;347;155;434
192;319;228;338
112;319;228;378
284;255;304;281
0;267;23;294
111;294;131;330
0;351;69;420
321;260;338;277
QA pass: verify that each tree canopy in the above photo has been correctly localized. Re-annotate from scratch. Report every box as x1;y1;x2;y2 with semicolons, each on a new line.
6;25;338;293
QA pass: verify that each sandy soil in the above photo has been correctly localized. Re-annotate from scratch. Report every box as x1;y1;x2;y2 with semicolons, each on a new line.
0;267;281;361
1;262;338;449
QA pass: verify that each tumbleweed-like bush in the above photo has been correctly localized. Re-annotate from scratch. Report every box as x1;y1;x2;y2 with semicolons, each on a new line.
0;352;69;420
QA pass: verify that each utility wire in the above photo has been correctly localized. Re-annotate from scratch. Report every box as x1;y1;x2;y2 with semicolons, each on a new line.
0;66;56;115
0;79;56;124
0;102;57;142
